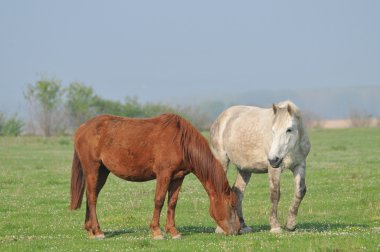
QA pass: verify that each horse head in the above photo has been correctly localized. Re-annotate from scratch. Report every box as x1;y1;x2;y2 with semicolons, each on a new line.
209;189;240;235
268;101;301;168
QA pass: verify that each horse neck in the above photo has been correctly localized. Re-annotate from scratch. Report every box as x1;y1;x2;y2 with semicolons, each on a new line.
296;116;311;156
191;157;230;199
177;117;230;197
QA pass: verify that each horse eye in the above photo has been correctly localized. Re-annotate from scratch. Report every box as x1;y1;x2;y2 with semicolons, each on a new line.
286;128;292;133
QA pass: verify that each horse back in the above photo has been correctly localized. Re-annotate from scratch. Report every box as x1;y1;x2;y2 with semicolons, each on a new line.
210;106;251;151
74;114;184;181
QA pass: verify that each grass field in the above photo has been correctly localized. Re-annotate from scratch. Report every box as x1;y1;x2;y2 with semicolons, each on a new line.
0;128;379;251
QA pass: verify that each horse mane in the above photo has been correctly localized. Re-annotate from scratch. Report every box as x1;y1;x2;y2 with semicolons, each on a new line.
161;114;230;194
276;100;301;118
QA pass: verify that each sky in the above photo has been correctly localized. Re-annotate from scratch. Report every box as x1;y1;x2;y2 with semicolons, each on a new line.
0;0;379;115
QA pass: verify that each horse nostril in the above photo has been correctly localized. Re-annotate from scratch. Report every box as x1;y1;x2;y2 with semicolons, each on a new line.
269;156;278;163
268;156;282;167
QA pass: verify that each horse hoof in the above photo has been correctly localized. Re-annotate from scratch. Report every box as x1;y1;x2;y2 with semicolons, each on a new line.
286;226;296;232
89;233;105;240
172;234;181;239
270;227;283;234
239;226;253;234
153;235;164;240
94;233;105;240
215;226;225;234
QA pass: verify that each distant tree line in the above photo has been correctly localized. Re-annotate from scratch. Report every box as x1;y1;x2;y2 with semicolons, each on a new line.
21;77;212;136
1;77;379;137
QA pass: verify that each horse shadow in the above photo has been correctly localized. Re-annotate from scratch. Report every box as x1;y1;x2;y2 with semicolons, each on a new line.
244;222;369;233
104;222;369;238
294;222;368;232
104;228;147;238
178;226;216;236
104;226;216;238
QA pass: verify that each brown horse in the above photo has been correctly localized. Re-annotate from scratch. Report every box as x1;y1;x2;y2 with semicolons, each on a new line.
70;113;240;239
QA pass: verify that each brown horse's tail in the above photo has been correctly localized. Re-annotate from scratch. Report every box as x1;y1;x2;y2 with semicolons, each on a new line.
70;150;85;210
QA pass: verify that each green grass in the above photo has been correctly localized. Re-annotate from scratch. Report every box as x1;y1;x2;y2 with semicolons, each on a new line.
0;128;379;251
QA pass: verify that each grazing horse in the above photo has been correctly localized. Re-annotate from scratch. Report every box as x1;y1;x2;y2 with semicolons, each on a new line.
210;100;310;233
70;113;240;240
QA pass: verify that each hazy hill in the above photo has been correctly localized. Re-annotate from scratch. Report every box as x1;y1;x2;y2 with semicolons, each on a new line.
2;86;379;121
194;86;380;119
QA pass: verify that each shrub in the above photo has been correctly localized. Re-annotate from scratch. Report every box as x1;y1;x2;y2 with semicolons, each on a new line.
0;113;24;136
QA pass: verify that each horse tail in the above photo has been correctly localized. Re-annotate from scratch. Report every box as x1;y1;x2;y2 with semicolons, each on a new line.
70;150;86;210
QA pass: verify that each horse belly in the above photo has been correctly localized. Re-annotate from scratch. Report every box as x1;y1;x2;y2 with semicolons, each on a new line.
109;164;156;181
226;142;269;172
249;166;269;174
235;159;269;173
101;150;157;182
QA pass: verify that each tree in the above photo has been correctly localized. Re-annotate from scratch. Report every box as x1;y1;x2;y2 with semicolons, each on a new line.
198;100;226;118
124;96;144;117
176;105;212;131
0;113;24;136
24;78;65;136
92;96;126;116
66;82;96;129
142;102;176;117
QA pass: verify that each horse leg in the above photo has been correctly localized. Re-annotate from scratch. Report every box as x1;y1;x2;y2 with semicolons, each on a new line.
165;177;184;239
286;162;306;231
268;167;282;233
150;175;171;240
233;168;252;233
84;163;110;239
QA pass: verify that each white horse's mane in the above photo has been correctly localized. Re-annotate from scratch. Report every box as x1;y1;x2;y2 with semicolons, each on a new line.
276;100;301;117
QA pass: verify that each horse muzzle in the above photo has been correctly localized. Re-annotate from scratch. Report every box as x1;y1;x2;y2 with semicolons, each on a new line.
226;224;240;235
268;156;283;168
225;213;240;235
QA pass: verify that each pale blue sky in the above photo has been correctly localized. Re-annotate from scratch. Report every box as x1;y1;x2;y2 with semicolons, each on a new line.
1;1;379;114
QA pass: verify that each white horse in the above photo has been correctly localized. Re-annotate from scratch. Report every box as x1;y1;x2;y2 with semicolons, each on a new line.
211;100;310;233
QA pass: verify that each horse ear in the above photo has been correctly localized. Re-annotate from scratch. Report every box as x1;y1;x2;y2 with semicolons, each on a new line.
287;104;293;116
272;104;278;114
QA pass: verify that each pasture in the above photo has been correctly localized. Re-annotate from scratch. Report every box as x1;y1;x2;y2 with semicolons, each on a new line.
0;128;379;251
